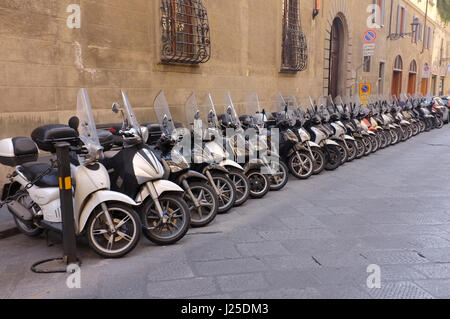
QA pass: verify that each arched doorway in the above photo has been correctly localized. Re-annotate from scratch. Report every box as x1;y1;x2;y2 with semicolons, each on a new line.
328;17;346;98
407;60;417;95
391;55;403;98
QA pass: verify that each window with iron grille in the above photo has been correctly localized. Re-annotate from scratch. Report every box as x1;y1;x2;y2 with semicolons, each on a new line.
281;0;308;72
160;0;211;64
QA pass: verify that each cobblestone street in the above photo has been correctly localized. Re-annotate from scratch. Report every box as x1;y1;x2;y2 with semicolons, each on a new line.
1;127;450;299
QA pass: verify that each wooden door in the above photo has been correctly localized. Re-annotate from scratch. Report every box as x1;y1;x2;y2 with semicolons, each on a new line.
420;78;429;96
391;71;402;97
407;73;416;95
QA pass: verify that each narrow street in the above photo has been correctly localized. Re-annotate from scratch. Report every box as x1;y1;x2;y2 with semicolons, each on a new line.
1;126;450;299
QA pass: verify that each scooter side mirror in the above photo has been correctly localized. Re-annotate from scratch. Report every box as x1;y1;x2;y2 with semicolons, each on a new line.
68;116;80;132
112;102;121;114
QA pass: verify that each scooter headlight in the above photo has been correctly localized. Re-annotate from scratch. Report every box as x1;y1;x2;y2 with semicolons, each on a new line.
298;129;310;143
283;130;299;143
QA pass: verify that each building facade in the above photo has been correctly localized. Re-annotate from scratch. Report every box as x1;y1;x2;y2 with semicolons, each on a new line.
0;0;449;143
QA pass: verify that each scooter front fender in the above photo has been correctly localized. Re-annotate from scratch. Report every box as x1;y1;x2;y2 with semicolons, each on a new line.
220;160;244;172
325;139;340;147
307;141;321;148
244;160;265;174
177;170;208;184
153;180;184;196
203;164;229;175
79;190;139;234
344;135;355;142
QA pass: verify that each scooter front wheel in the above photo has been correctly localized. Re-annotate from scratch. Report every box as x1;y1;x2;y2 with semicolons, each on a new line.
346;140;357;162
185;182;218;228
362;136;373;155
288;152;314;179
369;135;379;153
269;161;289;191
87;202;141;258
211;173;236;214
247;170;270;198
355;138;366;159
311;147;326;175
336;141;349;164
228;168;250;207
141;194;190;245
324;145;343;170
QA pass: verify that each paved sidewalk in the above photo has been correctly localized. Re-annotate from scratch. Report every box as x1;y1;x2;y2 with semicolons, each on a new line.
1;127;450;299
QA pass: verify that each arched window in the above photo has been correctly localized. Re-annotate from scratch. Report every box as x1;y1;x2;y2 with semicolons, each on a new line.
394;55;403;71
281;0;308;72
409;60;417;74
161;0;211;64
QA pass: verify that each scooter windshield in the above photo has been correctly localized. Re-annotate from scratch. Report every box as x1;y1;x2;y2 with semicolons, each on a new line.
284;95;304;125
317;96;330;122
77;88;103;161
185;93;205;132
121;90;143;139
244;92;264;127
224;92;242;129
334;96;345;114
153;91;177;138
274;93;296;126
206;93;220;130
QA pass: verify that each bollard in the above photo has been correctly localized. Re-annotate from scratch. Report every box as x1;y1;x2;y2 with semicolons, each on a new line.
54;142;78;264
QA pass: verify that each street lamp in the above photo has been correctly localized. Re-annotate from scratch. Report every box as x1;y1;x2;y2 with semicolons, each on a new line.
387;17;420;40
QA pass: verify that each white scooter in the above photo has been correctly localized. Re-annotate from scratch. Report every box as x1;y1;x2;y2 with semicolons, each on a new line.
0;89;142;258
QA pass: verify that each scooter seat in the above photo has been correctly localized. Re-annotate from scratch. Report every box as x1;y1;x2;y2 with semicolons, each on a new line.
19;162;59;188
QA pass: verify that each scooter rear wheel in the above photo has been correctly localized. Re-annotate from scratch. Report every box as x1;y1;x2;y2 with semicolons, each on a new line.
13;193;43;237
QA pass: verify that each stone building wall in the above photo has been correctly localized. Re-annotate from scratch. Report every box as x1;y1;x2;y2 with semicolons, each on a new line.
0;0;448;141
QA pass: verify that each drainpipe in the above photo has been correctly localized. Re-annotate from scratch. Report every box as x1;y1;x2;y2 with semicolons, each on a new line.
422;0;429;54
388;0;394;39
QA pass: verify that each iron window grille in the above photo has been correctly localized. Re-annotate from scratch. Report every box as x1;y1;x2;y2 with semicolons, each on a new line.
160;0;211;64
281;0;308;72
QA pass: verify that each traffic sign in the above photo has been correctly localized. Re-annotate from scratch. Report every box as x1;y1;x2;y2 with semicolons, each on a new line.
363;30;377;43
363;43;375;57
360;83;371;95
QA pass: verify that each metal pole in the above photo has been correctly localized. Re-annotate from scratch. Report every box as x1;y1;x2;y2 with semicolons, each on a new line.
55;142;78;265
